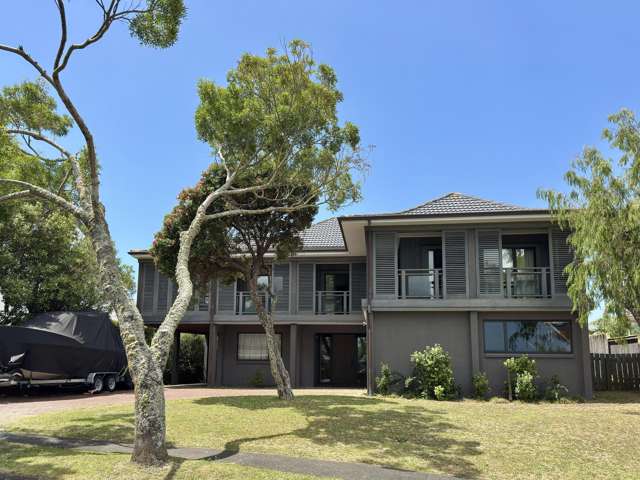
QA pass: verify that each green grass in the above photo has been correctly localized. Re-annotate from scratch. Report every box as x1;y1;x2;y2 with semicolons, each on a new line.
0;441;332;480
3;391;640;480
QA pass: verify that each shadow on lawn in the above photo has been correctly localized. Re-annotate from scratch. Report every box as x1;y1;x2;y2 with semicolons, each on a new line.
196;395;482;479
0;442;80;479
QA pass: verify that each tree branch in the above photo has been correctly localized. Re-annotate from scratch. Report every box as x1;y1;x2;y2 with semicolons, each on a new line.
0;178;89;223
0;189;32;203
0;44;54;85
6;129;73;158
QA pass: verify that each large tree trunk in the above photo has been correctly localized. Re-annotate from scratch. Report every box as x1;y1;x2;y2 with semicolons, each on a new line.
249;278;294;400
88;210;171;464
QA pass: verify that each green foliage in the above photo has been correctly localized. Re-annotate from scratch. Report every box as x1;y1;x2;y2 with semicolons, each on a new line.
129;0;186;48
544;375;569;402
406;344;456;400
153;41;365;290
375;363;404;395
472;372;491;399
539;109;640;328
504;356;537;400
593;307;640;338
515;372;537;402
163;334;205;384
249;370;266;388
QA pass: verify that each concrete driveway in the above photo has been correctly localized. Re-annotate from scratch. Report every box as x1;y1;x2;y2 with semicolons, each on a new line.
0;385;365;425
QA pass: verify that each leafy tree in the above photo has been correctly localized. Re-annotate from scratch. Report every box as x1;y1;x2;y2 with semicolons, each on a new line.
153;41;365;400
539;109;640;328
592;307;640;338
0;1;188;465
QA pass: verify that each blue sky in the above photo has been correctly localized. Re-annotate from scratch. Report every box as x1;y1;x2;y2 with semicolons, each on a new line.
1;0;640;292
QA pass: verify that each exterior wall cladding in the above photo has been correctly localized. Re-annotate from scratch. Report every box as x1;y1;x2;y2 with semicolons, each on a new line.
130;193;594;398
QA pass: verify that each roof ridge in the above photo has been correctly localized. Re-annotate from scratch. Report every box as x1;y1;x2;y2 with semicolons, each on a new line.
447;192;527;210
398;192;458;214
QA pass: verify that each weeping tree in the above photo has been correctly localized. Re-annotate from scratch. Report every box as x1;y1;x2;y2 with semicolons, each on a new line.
153;42;365;400
539;109;640;328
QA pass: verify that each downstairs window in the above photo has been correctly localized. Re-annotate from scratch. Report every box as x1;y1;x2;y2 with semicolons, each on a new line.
237;333;282;361
483;320;572;354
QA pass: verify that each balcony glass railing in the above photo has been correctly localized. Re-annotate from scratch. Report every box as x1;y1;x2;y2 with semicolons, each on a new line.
398;268;443;299
315;291;350;314
235;292;271;315
502;267;551;298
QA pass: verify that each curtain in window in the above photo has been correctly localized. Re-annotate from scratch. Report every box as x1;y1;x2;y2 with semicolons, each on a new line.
237;333;282;360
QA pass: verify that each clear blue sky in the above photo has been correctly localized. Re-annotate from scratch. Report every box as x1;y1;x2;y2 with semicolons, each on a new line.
2;0;640;286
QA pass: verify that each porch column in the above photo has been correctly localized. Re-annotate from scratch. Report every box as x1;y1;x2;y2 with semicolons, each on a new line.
469;311;480;375
171;332;181;385
206;323;218;386
289;324;298;387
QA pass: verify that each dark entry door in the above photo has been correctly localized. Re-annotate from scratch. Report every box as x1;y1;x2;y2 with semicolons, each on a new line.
316;334;366;387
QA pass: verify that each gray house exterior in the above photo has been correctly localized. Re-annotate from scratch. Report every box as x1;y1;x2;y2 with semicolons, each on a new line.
130;193;593;398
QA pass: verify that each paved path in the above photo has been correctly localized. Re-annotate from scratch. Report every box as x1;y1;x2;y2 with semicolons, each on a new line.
0;386;364;425
0;432;458;480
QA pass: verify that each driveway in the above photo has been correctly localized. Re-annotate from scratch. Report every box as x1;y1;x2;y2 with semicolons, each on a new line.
0;385;365;425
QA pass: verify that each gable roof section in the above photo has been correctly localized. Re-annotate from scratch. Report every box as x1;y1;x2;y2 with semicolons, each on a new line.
397;192;536;216
298;217;345;250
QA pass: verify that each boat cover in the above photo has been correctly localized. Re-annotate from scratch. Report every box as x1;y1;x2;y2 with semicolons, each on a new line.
0;311;127;380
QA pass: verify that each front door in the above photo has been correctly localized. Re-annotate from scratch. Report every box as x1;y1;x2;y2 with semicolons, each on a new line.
315;334;366;387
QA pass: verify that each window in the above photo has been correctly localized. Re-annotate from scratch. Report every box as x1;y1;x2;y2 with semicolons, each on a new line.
483;320;572;354
502;247;536;269
237;333;281;361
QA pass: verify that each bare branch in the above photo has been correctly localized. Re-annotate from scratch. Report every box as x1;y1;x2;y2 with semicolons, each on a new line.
204;203;315;222
6;128;73;158
53;0;68;70
0;44;54;85
0;189;32;203
0;178;90;223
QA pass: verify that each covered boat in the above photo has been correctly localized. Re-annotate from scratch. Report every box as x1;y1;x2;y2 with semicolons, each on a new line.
0;311;127;383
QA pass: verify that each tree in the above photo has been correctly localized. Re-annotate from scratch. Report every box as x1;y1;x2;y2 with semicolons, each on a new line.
152;42;365;400
592;307;640;339
539;109;640;328
0;1;194;465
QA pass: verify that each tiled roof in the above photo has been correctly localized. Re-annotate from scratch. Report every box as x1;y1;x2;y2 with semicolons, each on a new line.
299;217;345;250
397;192;534;216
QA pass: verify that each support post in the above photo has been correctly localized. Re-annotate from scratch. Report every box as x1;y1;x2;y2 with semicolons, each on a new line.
290;324;298;387
171;332;181;385
206;323;218;386
469;311;480;376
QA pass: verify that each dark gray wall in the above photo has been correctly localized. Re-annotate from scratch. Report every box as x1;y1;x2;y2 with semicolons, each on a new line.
372;310;590;397
372;312;473;394
478;311;590;397
218;325;290;387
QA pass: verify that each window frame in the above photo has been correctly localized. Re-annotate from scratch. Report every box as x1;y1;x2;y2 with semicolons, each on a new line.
236;332;282;362
483;319;573;355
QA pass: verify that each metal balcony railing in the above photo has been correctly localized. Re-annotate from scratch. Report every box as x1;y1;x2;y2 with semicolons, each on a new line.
315;291;350;314
398;268;443;299
502;267;551;298
235;292;271;315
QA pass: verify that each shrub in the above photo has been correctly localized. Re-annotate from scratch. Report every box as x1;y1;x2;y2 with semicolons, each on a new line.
515;371;537;402
249;370;265;388
472;372;491;399
407;344;455;400
504;355;537;400
545;375;569;402
433;385;447;400
375;363;404;395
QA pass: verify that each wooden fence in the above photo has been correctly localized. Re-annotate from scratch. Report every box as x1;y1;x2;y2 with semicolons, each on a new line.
591;353;640;391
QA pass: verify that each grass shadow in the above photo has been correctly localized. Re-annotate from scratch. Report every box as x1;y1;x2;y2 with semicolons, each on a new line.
195;395;482;479
590;391;640;404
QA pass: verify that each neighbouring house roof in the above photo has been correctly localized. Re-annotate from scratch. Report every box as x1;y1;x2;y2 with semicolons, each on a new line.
129;193;548;258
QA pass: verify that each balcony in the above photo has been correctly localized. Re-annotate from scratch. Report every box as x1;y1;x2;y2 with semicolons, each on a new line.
315;290;350;314
502;267;551;298
235;291;271;315
398;268;444;299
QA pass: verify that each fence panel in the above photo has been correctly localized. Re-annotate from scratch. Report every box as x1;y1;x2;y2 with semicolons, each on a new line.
591;353;640;391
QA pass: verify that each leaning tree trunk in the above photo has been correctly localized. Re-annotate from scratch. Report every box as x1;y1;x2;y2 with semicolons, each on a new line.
249;281;294;400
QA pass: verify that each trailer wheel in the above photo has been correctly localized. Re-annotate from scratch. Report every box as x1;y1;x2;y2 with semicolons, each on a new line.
92;375;103;393
105;375;117;392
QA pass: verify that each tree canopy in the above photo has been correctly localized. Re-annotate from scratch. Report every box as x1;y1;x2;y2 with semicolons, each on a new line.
539;109;640;327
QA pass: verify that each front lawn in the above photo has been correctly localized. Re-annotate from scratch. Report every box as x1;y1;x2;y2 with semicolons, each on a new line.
3;391;639;479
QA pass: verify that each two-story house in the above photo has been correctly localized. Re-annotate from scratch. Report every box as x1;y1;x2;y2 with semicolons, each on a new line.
129;193;593;398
